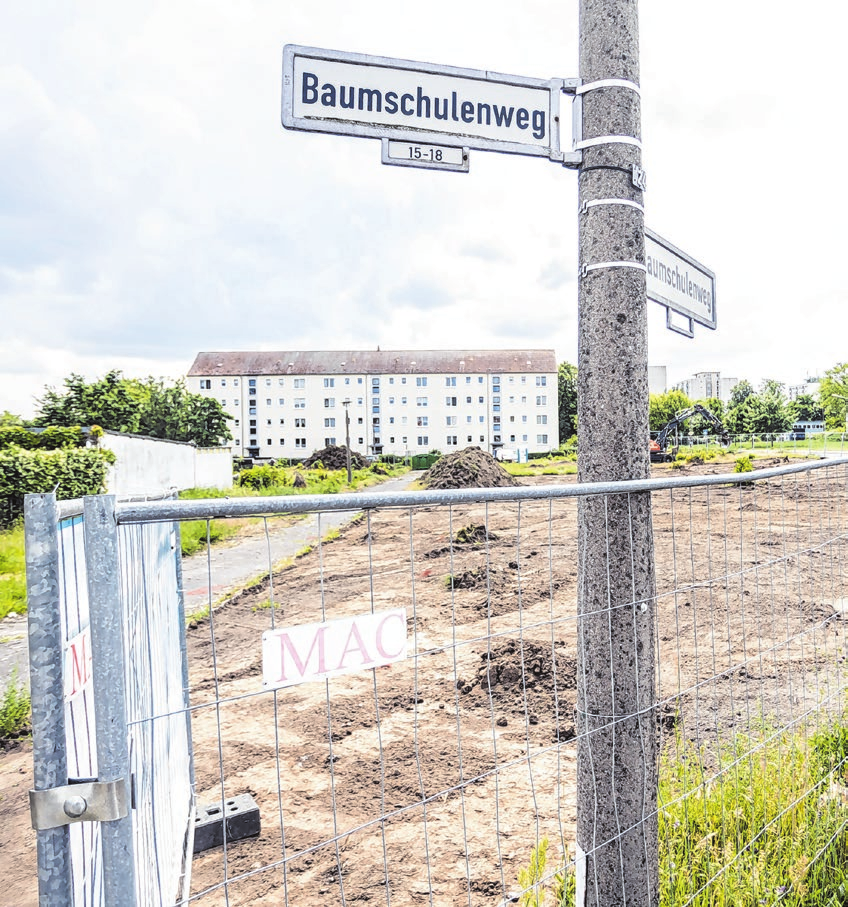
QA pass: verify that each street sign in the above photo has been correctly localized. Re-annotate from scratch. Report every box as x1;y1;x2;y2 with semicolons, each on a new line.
381;138;469;172
282;44;581;168
645;228;716;336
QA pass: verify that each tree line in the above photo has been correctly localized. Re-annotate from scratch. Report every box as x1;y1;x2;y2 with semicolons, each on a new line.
3;371;231;447
558;361;848;440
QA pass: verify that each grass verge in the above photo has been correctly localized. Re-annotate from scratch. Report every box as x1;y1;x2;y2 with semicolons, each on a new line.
516;716;848;906
0;525;26;620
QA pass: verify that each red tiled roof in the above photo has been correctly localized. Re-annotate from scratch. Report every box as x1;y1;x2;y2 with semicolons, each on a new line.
188;349;557;377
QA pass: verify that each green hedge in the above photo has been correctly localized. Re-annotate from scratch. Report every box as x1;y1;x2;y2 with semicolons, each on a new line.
0;446;116;527
0;426;85;451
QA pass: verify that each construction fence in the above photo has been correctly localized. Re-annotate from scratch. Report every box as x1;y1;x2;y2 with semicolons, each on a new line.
24;457;848;905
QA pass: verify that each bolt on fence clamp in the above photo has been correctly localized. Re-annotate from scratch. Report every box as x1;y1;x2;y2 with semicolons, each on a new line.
29;777;129;830
581;261;646;279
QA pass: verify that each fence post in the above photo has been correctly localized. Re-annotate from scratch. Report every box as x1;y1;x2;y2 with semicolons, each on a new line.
84;495;137;905
576;1;658;904
25;493;73;906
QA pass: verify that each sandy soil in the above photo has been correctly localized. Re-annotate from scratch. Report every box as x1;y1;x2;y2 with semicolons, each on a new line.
3;460;846;906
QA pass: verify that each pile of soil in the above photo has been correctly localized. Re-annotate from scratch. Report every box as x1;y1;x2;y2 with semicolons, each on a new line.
421;447;519;489
303;445;368;470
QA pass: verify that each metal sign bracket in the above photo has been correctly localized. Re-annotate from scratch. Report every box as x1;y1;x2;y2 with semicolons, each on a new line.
30;777;130;830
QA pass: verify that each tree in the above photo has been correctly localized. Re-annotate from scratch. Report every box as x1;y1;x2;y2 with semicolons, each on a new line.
0;411;23;428
557;362;578;442
729;379;754;408
649;390;692;432
819;363;848;429
790;393;824;423
35;371;232;446
688;397;725;435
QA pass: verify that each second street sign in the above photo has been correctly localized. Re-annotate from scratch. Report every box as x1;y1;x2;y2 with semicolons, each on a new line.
645;228;716;335
282;45;580;165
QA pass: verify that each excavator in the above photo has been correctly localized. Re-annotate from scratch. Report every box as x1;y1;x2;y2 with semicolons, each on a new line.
650;404;729;463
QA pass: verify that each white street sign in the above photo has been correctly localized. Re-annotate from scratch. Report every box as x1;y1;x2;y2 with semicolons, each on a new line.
645;228;716;334
282;45;581;165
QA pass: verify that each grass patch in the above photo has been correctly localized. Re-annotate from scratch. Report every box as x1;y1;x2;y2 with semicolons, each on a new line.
0;525;26;620
0;670;31;744
516;716;848;905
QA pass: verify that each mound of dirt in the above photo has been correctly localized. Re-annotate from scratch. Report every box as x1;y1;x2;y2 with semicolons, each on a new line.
421;447;519;490
303;445;368;470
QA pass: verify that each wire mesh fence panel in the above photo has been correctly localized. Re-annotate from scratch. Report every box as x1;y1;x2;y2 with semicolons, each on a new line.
28;459;843;905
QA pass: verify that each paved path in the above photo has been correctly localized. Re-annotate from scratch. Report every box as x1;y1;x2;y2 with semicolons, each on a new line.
0;472;422;689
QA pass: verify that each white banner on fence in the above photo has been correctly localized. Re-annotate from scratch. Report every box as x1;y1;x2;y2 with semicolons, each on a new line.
263;608;408;689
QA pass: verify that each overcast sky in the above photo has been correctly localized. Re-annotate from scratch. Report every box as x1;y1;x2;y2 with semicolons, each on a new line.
2;2;845;418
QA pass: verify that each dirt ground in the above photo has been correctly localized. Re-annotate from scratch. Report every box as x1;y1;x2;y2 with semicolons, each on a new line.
2;459;846;906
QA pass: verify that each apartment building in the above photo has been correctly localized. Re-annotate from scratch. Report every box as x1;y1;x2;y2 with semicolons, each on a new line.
671;370;739;403
187;349;560;460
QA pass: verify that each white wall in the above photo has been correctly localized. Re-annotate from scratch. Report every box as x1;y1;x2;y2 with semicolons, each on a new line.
100;432;232;496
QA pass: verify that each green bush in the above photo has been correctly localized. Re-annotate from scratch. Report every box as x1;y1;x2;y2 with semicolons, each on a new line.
0;446;116;527
734;455;754;474
0;426;85;451
0;671;31;743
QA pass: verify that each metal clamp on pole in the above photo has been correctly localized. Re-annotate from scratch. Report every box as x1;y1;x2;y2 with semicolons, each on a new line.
576;78;641;97
575;134;642;151
30;778;129;831
581;198;645;214
581;261;646;278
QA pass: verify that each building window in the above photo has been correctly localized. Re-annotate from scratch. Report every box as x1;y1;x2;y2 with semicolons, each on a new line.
358;437;364;444
295;438;307;448
325;437;336;446
372;404;380;413
249;379;256;388
221;379;227;386
234;438;240;446
266;419;272;425
510;415;515;422
478;396;484;403
537;415;548;425
510;434;516;442
401;396;407;404
493;395;500;404
417;416;428;427
279;438;285;445
324;378;335;387
416;396;428;407
266;438;272;446
389;436;395;443
279;418;285;425
249;407;257;415
279;378;284;385
536;395;547;406
295;398;306;409
388;396;395;404
466;376;472;384
446;435;458;446
479;416;485;423
445;396;457;407
401;416;408;425
373;417;380;426
522;415;528;423
417;435;429;446
266;398;272;406
445;376;456;386
278;398;285;406
446;416;457;426
522;434;528;442
324;417;335;427
249;398;256;406
480;435;485;442
234;419;240;427
536;376;547;386
467;435;473;442
416;377;427;387
402;436;407;444
200;379;211;389
357;417;363;425
295;418;306;428
294;378;305;389
537;434;549;444
492;404;500;413
389;377;394;384
234;379;239;386
233;399;239;406
324;398;335;408
494;435;501;443
345;377;350;385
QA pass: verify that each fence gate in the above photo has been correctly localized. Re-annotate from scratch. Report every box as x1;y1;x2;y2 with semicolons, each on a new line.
25;493;194;906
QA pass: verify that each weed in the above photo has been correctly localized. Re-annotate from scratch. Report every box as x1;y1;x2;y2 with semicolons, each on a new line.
0;670;31;744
